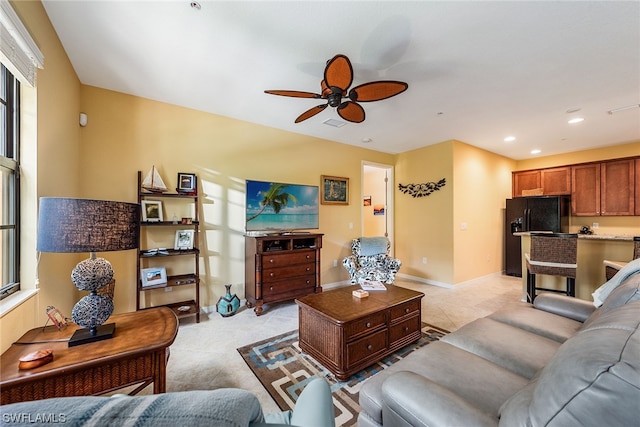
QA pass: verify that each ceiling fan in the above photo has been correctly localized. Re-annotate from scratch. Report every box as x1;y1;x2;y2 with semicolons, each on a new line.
265;54;408;124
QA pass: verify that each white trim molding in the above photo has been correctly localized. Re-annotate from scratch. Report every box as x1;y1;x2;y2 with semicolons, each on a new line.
0;0;44;86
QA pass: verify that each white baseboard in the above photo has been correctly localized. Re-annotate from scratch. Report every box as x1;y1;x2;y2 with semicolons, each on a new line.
322;280;351;290
396;273;454;289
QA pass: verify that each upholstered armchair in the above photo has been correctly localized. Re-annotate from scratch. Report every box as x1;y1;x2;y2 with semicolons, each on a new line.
342;237;401;284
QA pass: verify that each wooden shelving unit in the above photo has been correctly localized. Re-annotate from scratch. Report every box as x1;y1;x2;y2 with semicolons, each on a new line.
136;171;200;322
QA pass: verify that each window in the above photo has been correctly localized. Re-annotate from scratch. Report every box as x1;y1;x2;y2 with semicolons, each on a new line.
0;64;20;300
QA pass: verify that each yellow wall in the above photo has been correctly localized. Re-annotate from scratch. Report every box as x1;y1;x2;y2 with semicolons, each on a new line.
514;141;640;171
78;85;395;313
396;141;456;284
395;141;516;286
453;142;515;283
1;0;81;352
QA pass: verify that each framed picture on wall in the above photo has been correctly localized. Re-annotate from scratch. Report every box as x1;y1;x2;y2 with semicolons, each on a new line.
321;175;349;205
363;196;371;206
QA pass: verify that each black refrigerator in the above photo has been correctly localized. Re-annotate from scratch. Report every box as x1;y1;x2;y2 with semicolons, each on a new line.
505;196;570;277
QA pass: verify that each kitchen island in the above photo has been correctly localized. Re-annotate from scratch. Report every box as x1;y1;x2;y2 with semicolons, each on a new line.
516;233;636;300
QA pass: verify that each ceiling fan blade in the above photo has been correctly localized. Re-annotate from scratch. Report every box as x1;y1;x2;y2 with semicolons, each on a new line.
295;104;328;123
324;54;353;92
265;90;321;98
348;81;408;102
337;101;365;123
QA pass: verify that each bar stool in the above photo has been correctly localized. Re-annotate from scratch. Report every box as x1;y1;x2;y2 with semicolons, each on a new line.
525;233;578;303
603;236;640;281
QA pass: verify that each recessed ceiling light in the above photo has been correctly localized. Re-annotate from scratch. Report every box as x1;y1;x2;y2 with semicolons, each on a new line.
323;119;346;128
568;117;584;124
607;104;640;115
566;107;581;114
531;149;541;155
361;138;373;143
504;136;516;142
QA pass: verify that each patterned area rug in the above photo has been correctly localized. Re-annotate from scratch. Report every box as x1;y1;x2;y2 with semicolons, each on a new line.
237;324;448;427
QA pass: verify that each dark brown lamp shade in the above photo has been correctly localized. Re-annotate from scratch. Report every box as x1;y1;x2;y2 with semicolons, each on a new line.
37;198;140;253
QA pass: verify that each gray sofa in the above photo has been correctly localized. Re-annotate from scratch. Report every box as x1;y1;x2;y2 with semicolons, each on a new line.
0;370;335;427
358;266;640;427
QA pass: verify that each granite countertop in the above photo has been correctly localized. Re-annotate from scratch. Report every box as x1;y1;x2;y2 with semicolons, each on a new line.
577;234;636;241
513;231;636;241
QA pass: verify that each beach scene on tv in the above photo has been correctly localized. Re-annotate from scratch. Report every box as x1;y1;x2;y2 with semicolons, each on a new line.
245;180;319;232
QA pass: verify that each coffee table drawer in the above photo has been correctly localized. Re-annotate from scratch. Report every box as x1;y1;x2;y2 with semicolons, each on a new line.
389;315;421;344
344;312;386;341
389;299;421;320
346;329;387;368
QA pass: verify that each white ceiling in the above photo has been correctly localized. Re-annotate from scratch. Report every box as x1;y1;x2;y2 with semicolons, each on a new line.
41;1;640;160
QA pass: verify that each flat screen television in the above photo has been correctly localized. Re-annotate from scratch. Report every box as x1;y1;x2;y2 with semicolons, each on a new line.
245;180;319;232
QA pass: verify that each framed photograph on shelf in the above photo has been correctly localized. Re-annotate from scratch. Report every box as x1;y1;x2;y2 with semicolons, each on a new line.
141;200;163;222
140;267;167;287
321;175;349;205
174;229;195;250
177;172;197;193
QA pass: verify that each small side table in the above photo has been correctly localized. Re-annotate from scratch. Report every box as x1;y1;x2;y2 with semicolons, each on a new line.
0;307;178;405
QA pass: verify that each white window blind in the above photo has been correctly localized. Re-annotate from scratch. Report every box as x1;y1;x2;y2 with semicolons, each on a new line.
0;0;43;86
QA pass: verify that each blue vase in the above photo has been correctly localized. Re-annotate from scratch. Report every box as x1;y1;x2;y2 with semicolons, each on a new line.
216;284;240;317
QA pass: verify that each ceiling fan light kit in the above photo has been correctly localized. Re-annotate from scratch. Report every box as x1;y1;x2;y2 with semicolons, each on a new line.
265;54;408;124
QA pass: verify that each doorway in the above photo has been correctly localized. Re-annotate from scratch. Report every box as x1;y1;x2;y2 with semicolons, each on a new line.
362;161;394;254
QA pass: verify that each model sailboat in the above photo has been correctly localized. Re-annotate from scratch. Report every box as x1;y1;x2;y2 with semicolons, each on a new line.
142;166;168;193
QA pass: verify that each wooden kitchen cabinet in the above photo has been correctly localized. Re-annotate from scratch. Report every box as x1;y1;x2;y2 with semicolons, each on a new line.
512;170;540;197
571;163;600;216
541;167;571;195
513;167;570;197
601;159;635;215
571;159;635;216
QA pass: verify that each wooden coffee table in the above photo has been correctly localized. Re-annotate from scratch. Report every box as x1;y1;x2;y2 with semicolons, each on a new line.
296;284;424;381
0;307;178;405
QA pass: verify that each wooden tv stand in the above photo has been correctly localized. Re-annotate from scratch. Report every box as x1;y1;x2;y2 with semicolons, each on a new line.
245;233;323;315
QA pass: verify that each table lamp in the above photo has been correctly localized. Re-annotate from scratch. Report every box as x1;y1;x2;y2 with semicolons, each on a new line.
37;197;140;346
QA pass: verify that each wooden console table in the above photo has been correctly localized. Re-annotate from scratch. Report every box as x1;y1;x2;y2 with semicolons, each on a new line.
0;307;178;405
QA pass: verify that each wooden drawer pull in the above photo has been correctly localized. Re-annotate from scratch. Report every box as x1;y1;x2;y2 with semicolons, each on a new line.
306;255;310;259
366;322;371;328
270;272;275;277
367;344;373;351
405;308;410;313
269;259;275;263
